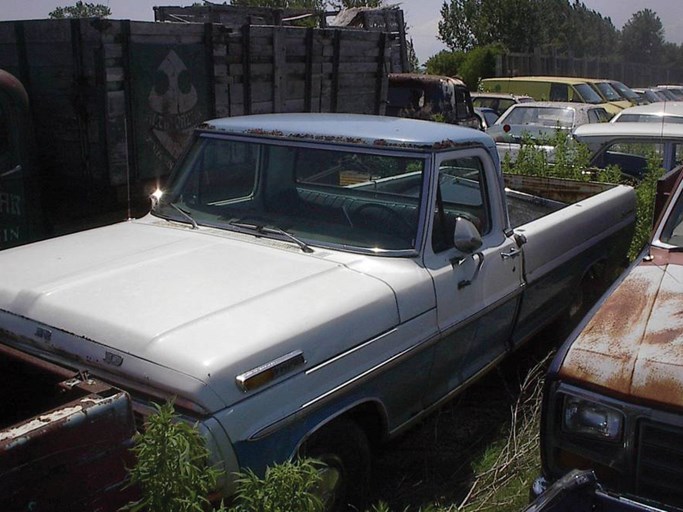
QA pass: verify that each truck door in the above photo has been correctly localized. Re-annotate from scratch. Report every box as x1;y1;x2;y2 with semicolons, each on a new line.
422;148;523;406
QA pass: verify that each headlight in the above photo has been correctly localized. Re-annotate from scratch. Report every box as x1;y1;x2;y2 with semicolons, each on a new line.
562;395;623;441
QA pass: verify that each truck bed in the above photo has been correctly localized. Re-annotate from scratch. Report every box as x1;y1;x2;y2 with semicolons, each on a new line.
504;174;619;228
0;343;138;511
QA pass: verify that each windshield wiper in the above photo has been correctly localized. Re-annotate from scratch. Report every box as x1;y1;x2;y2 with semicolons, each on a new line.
229;220;313;253
168;203;199;229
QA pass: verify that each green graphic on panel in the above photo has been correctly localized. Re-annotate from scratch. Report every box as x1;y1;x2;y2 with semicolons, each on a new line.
130;44;208;180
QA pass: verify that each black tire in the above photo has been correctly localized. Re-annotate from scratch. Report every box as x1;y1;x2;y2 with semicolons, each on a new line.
299;418;371;512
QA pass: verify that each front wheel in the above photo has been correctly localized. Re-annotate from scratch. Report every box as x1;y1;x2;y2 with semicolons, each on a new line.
299;418;371;512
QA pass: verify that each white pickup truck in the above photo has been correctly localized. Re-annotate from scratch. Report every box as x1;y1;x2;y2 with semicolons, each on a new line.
0;113;636;510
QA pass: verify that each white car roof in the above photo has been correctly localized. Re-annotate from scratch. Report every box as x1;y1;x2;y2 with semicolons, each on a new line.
612;102;683;121
574;121;683;140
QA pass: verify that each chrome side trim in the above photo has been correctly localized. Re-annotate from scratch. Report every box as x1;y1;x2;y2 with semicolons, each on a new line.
248;287;525;441
305;329;397;375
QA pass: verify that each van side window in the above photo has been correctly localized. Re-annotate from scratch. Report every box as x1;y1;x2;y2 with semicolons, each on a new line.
432;157;489;252
549;83;569;102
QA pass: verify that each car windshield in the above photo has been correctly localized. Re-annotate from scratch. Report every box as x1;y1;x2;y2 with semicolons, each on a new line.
502;106;575;128
610;81;639;101
152;136;426;254
595;82;622;101
574;83;604;104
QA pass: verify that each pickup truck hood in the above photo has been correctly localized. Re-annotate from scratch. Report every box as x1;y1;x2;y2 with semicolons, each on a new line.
560;251;683;409
0;220;400;412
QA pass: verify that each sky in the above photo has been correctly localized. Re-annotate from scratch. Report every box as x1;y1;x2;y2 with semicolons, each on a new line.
1;0;682;64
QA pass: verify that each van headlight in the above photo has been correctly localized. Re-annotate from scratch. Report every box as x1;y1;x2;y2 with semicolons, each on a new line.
562;395;623;441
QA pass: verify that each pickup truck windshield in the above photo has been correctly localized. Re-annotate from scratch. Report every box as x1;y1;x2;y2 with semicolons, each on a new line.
153;136;426;253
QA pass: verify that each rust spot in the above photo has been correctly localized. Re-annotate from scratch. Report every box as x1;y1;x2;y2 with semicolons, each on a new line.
246;128;284;137
560;267;663;396
581;272;652;346
632;361;683;409
643;287;683;347
646;327;682;345
648;246;683;266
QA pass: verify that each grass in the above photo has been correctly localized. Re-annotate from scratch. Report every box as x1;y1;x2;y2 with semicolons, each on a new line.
458;356;549;512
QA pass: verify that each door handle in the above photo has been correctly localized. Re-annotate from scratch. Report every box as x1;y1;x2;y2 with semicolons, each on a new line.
501;248;522;259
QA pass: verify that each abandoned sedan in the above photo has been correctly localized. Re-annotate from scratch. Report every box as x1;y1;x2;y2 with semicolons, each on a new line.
487;101;610;162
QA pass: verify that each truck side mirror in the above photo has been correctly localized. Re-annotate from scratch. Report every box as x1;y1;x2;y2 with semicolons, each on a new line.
453;216;482;253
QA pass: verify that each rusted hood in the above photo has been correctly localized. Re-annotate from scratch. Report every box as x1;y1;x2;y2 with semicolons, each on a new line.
560;256;683;409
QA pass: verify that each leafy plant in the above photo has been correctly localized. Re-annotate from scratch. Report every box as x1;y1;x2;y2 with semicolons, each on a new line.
628;158;664;259
228;459;324;512
124;401;226;512
501;131;592;180
49;1;111;18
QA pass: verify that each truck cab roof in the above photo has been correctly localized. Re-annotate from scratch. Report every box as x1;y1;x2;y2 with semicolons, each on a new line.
201;113;494;152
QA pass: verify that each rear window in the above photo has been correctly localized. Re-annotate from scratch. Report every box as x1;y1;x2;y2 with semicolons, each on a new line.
615;114;683;124
503;106;575;128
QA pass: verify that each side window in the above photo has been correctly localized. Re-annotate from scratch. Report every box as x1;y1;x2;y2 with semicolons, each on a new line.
432;156;489;253
454;87;472;120
597;141;665;179
549;83;569;102
588;109;610;123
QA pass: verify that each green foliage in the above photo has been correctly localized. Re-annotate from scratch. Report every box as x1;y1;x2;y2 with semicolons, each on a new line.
49;1;111;18
620;9;665;64
437;0;617;58
425;46;500;90
500;130;663;264
228;459;324;512
406;38;420;72
124;401;225;512
425;50;465;77
457;45;500;90
501;131;592;181
629;159;664;260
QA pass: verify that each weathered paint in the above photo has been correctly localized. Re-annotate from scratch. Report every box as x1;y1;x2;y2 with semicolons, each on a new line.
200;113;496;152
560;252;683;409
0;345;138;511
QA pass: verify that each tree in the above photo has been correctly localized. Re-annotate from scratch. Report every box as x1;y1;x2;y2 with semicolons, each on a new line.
425;45;500;90
438;0;541;53
620;9;665;64
426;50;465;76
437;0;617;57
49;1;111;18
438;0;478;52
